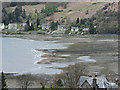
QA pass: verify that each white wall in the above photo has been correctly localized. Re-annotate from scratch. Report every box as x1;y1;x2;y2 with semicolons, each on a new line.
0;23;4;30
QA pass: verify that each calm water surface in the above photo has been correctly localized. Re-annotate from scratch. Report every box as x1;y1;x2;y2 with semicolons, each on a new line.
2;37;72;74
2;37;96;74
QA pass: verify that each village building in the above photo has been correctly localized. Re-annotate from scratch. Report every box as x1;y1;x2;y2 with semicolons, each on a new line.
71;27;79;31
22;23;26;27
81;28;89;35
18;23;27;30
94;26;97;28
41;24;50;31
0;23;5;30
82;28;89;32
79;75;118;89
8;23;17;29
57;25;66;31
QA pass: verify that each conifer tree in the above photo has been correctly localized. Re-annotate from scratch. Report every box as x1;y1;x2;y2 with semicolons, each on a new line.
89;23;96;34
1;72;7;90
50;21;56;30
22;9;26;19
36;18;40;27
76;18;79;24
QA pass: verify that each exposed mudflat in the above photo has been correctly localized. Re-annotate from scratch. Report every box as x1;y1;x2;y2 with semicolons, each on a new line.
2;34;118;74
2;34;118;88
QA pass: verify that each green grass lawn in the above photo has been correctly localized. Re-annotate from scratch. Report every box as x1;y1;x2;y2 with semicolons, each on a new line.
17;23;21;28
3;29;16;32
52;31;65;34
28;30;47;33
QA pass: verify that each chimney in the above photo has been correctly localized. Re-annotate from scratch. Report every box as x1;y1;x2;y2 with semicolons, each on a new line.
93;75;98;90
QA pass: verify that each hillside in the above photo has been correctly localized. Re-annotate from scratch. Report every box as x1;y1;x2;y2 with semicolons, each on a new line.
93;2;118;34
6;2;108;23
46;2;108;22
3;2;118;34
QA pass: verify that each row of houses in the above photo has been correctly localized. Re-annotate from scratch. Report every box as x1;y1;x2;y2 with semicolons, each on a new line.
0;23;27;30
41;24;90;32
0;23;95;32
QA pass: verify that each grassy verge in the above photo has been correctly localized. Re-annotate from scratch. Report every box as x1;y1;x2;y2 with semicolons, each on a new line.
3;29;16;32
52;31;65;34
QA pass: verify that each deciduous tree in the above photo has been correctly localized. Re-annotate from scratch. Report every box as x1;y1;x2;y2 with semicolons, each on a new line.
17;74;33;89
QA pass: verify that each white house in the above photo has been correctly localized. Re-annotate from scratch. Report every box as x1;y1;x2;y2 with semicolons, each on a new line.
94;26;97;28
8;23;17;29
41;24;50;31
82;28;89;31
81;28;89;35
0;23;5;30
57;25;66;31
71;27;79;31
22;23;26;27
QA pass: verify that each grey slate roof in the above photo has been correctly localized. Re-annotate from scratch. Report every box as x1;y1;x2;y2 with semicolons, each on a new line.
79;76;118;88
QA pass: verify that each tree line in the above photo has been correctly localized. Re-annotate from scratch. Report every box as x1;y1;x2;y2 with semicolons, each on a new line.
2;6;26;25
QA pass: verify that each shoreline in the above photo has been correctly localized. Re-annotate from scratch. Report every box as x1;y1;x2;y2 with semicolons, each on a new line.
1;34;118;75
2;34;118;88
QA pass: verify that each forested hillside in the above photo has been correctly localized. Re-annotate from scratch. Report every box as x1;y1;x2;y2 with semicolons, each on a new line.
2;2;119;34
93;2;118;34
3;2;107;23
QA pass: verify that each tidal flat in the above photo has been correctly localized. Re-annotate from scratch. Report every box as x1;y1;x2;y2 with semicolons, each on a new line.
2;34;118;74
1;34;118;88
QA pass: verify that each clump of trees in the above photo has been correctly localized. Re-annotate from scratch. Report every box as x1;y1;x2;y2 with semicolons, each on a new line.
16;74;52;89
50;21;60;31
37;74;51;89
41;3;58;16
54;63;88;88
70;17;96;34
2;6;27;25
94;10;118;34
63;2;68;9
17;74;33;89
100;67;117;83
102;3;111;10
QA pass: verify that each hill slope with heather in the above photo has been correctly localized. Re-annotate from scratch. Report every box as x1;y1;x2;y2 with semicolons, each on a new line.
5;2;109;23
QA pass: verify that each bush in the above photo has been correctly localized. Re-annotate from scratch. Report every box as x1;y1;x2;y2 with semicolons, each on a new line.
68;10;72;12
58;10;63;12
102;4;110;10
41;3;58;16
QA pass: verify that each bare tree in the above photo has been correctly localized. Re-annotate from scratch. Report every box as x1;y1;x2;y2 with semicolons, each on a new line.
100;67;117;83
56;63;88;88
17;74;33;89
36;74;50;89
